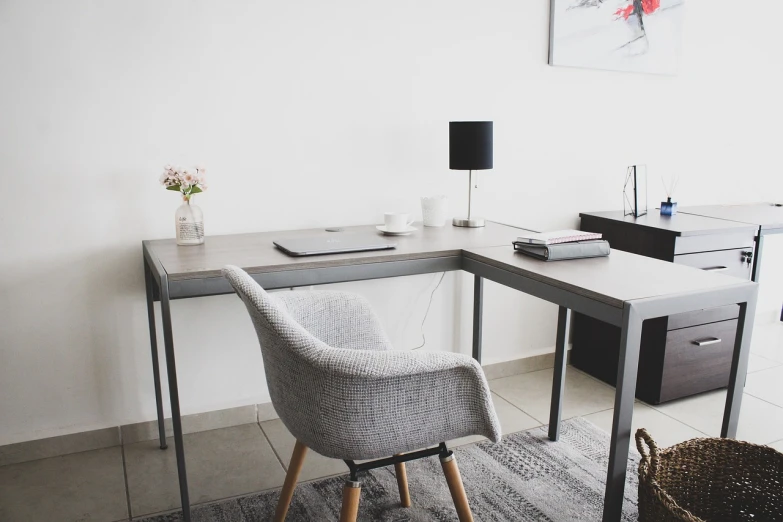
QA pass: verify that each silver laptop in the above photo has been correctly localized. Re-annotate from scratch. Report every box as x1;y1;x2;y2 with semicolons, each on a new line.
273;233;397;257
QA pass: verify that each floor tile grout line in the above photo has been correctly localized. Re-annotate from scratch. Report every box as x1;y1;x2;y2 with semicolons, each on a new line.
749;365;783;374
747;352;783;373
641;403;712;438
643;389;783;439
645;396;721;436
491;368;618;425
257;420;289;472
749;353;783;366
491;391;543;422
119;431;134;521
571;364;768;438
742;390;783;410
584;407;614;417
493;391;616;427
585;403;716;440
748;361;783;372
579;407;615;427
490;389;549;425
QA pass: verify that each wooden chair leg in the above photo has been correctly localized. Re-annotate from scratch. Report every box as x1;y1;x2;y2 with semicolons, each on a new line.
394;457;411;507
339;480;362;522
274;440;308;522
440;452;474;522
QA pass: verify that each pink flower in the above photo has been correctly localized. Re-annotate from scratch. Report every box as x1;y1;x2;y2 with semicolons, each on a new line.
159;164;207;193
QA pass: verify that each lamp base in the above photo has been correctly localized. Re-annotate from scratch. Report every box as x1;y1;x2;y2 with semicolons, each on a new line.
453;217;485;228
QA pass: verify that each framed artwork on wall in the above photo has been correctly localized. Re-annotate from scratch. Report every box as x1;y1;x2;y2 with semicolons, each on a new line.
548;0;685;75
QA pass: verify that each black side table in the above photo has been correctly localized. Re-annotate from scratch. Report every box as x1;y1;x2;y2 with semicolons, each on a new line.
573;210;757;404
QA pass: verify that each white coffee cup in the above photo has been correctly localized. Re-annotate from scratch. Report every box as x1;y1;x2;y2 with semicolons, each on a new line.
384;212;414;232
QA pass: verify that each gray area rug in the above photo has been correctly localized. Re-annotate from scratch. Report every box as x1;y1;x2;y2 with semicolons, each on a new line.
141;418;639;521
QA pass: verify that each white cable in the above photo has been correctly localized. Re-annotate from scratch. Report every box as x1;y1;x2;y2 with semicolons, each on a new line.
411;272;446;350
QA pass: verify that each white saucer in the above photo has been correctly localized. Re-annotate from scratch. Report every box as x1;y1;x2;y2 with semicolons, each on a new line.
376;225;417;236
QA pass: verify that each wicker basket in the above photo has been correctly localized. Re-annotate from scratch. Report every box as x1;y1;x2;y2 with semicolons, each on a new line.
635;428;783;522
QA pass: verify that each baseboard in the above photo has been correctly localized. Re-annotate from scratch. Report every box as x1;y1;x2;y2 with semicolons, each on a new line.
0;353;551;466
0;405;265;467
482;348;569;381
120;404;259;445
0;426;120;467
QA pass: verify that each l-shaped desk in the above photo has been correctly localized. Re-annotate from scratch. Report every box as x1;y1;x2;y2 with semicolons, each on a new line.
142;221;758;522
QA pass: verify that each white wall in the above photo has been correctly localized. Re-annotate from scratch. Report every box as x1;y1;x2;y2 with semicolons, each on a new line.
1;0;781;446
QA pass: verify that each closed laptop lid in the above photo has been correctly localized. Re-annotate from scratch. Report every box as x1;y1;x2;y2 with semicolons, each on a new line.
273;233;397;256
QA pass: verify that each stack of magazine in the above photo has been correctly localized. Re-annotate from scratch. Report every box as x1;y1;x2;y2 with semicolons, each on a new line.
513;230;610;261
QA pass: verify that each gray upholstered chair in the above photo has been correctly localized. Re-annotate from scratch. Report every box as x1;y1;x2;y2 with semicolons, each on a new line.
223;265;501;522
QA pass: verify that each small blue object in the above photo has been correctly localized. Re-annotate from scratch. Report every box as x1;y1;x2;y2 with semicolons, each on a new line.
661;197;678;216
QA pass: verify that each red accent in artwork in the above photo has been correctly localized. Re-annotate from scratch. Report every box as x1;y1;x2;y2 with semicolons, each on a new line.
643;0;661;14
615;0;660;20
615;5;635;19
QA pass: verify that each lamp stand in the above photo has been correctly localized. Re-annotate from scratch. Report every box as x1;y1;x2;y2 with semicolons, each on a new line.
453;170;485;227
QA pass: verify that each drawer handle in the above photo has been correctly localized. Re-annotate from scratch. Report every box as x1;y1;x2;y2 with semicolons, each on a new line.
692;337;722;346
702;266;729;272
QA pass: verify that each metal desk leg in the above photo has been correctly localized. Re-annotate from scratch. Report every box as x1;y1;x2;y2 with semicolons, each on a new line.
722;297;757;438
548;307;571;441
751;232;764;283
748;232;778;322
602;305;643;522
472;275;483;362
159;275;192;521
144;261;168;449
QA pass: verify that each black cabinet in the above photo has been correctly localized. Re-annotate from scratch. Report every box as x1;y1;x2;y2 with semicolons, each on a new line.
572;210;757;404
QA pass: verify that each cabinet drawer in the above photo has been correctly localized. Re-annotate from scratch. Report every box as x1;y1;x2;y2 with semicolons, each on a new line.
674;231;755;255
667;304;740;331
660;319;737;402
673;248;752;280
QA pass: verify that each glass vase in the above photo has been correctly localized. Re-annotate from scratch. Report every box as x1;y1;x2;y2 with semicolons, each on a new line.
175;200;204;246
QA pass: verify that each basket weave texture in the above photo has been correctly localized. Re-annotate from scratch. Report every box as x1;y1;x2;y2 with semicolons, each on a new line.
636;428;783;522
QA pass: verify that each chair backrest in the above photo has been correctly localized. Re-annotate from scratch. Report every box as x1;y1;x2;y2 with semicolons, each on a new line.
222;265;327;440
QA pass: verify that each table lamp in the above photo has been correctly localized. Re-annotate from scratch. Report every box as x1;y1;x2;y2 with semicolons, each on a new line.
450;121;493;227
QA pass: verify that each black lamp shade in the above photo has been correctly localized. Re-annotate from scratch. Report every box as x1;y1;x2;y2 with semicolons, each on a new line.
449;121;493;171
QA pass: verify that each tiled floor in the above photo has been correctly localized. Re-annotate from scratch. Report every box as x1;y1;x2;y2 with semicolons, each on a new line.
1;319;781;522
124;424;286;518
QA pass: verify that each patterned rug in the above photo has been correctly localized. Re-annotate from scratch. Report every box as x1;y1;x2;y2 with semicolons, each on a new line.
141;418;639;521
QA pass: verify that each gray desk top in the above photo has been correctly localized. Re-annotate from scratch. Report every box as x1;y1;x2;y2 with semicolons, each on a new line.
678;203;783;231
464;247;749;309
145;221;523;281
580;210;758;236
